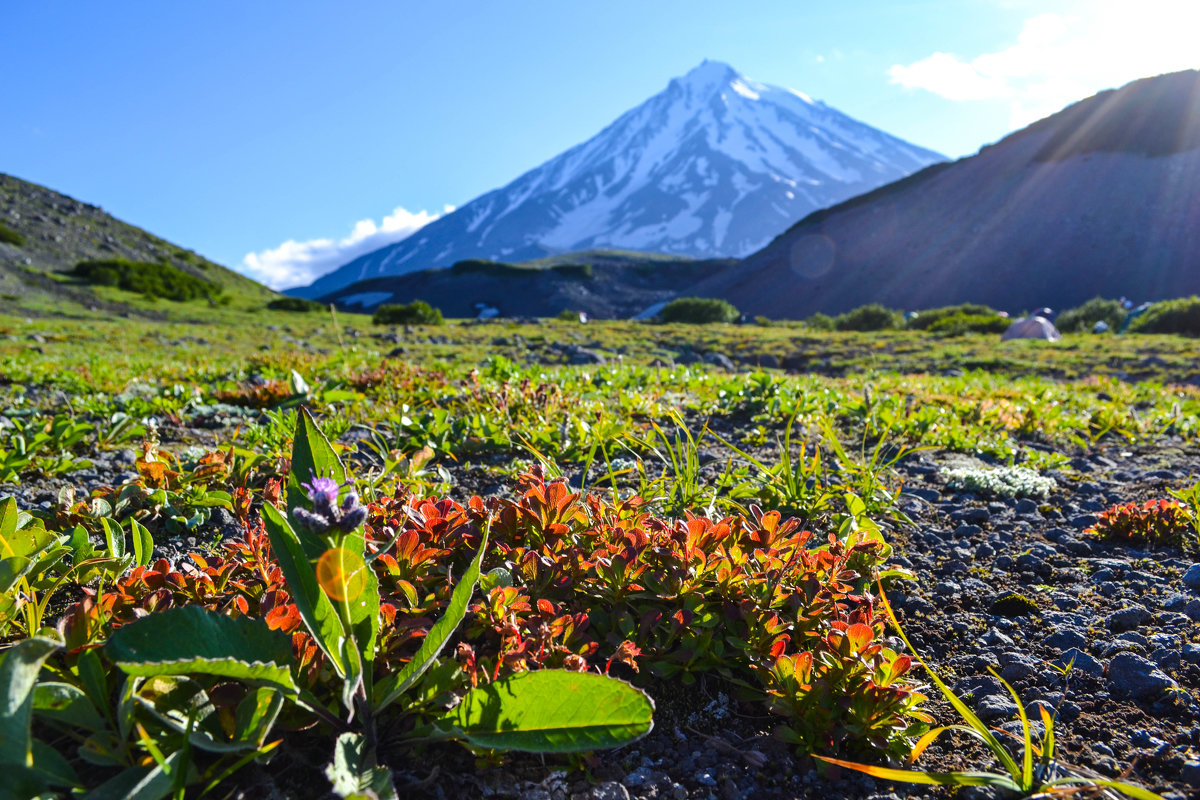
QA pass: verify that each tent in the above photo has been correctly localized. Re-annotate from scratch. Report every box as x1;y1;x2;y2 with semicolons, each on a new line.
1001;315;1061;342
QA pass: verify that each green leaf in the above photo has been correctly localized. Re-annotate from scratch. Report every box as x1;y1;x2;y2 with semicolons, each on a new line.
325;732;397;800
373;525;489;713
31;738;80;788
0;497;56;563
479;567;513;592
84;751;183;800
442;670;654;753
130;519;154;568
105;606;297;694
0;635;61;767
33;682;106;731
288;407;346;558
135;676;283;753
100;518;125;560
261;503;346;676
76;649;109;719
0;556;32;593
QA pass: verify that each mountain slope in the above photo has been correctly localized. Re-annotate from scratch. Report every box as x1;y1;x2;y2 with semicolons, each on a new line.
293;60;943;298
692;70;1200;318
0;172;275;314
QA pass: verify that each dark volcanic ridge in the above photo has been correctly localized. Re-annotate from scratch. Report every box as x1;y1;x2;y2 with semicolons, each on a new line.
692;70;1200;318
318;250;735;319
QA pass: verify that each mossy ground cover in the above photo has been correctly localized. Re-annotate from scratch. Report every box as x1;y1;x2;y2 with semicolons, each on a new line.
1;308;1197;798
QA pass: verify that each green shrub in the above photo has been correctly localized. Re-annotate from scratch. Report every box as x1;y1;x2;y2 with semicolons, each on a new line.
1128;296;1200;335
556;309;581;322
805;313;835;331
73;259;220;302
449;259;530;277
1056;297;1125;333
267;297;325;312
659;297;739;324
550;263;594;279
0;222;25;247
372;300;444;326
834;304;901;332
926;313;1010;335
906;304;1000;330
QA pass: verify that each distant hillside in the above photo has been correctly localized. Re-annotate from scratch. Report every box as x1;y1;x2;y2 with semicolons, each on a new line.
0;173;274;315
320;249;735;319
693;70;1200;318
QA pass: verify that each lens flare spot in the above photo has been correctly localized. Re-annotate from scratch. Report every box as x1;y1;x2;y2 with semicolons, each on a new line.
316;548;367;602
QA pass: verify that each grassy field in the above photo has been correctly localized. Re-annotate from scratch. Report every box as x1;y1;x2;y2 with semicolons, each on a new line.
1;304;1197;799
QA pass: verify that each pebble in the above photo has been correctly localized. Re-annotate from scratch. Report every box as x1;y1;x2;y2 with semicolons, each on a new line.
1183;564;1200;591
1104;606;1152;633
1107;652;1178;700
1053;648;1104;677
1043;629;1088;651
1014;498;1039;515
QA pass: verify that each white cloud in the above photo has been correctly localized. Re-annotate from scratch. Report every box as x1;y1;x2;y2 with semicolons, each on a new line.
890;1;1200;127
240;204;452;290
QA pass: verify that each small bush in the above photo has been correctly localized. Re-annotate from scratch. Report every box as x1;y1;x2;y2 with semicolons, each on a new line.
1085;499;1194;546
73;259;220;302
660;297;739;324
1128;296;1200;335
1056;297;1125;333
550;263;594;279
449;259;530;277
556;309;581;322
906;304;999;330
805;313;835;331
372;300;444;326
926;313;1010;335
834;304;901;332
943;465;1056;499
267;297;325;312
0;222;25;247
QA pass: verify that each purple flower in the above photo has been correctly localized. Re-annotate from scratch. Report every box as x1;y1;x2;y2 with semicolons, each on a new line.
296;473;366;536
304;474;340;511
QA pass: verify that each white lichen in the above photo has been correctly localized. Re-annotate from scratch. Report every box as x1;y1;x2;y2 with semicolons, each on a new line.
943;465;1056;499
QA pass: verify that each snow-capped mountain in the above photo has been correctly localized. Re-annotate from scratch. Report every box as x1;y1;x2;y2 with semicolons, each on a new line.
293;60;944;299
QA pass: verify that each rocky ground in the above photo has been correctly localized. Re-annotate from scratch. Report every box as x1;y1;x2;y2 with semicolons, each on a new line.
5;421;1199;800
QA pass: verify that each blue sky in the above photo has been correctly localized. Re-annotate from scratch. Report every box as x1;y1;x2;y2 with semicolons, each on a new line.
4;0;1198;288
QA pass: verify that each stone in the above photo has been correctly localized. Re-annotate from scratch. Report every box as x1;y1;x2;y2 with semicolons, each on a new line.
1015;498;1039;515
1105;605;1151;632
1107;652;1178;700
1043;629;1088;651
1180;761;1200;789
974;694;1019;721
1053;648;1104;677
951;507;990;525
702;352;735;370
1182;564;1200;591
567;348;606;365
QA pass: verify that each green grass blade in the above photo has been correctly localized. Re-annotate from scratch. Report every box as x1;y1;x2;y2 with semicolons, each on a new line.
373;524;489;713
876;583;1021;779
814;755;1020;789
